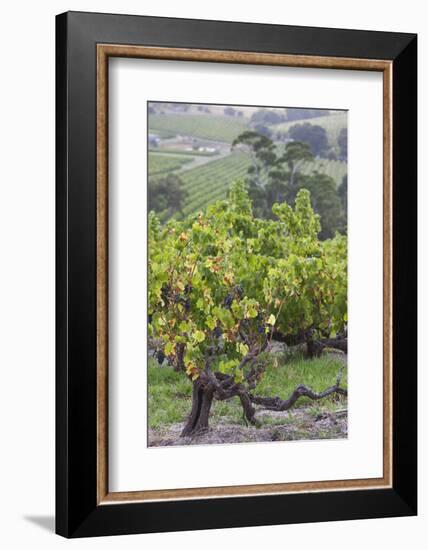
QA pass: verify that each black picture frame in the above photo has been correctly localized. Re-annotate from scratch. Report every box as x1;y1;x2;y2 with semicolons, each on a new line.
56;10;417;538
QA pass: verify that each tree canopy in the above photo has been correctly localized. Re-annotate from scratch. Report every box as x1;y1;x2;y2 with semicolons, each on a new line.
232;131;346;237
148;173;188;219
338;128;348;160
288;122;329;157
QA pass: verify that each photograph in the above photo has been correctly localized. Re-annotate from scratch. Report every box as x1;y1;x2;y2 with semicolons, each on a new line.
147;101;349;447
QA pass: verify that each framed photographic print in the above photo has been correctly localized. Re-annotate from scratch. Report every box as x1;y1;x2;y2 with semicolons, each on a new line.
56;11;417;538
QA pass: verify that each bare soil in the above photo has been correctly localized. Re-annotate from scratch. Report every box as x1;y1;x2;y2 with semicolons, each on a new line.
148;405;347;447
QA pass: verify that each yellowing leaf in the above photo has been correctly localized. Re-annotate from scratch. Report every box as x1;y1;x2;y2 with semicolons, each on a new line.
223;272;234;286
205;316;216;330
176;280;185;292
234;370;244;383
267;314;276;326
179;321;190;332
185;361;196;375
237;342;249;356
246;307;258;319
193;330;206;343
164;342;175;356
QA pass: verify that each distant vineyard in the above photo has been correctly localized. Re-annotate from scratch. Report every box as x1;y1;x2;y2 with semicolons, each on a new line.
149;152;347;219
180;155;346;214
149;148;217;157
300;159;347;187
273;111;347;148
149;114;249;143
148;153;192;175
179;152;254;216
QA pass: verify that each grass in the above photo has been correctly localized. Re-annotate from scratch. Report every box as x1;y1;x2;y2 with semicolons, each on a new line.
149;114;249;143
273;111;347;148
253;353;347;408
148;363;193;429
148;152;193;176
148;353;347;430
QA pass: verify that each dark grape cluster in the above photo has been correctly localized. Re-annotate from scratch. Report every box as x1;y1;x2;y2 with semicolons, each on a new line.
213;326;222;338
161;282;192;312
223;283;245;309
255;312;266;334
241;319;250;331
156;349;165;365
223;294;233;309
160;284;171;305
172;294;190;311
234;284;244;298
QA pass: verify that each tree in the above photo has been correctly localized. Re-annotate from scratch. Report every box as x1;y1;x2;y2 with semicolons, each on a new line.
232;132;313;190
338;174;347;211
250;109;285;125
148;173;188;218
337;175;348;234
338;128;348;160
232;131;346;237
285;108;331;122
231;131;277;188
252;123;272;139
148;183;347;436
232;131;314;218
279;141;313;186
224;106;236;117
288;123;329;156
294;173;345;240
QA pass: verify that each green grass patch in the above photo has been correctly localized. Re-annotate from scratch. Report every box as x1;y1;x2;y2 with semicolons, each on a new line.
148;354;347;429
147;362;193;429
253;353;347;409
149;114;249;143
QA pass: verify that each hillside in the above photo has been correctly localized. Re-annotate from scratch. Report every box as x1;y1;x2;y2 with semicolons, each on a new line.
273;111;347;149
150;151;346;220
149;113;249;143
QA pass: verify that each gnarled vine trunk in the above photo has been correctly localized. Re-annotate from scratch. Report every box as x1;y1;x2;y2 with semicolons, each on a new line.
272;329;348;358
249;366;347;411
180;365;347;437
181;380;215;436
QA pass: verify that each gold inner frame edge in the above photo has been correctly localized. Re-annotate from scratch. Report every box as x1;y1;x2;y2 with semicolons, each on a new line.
96;44;393;505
